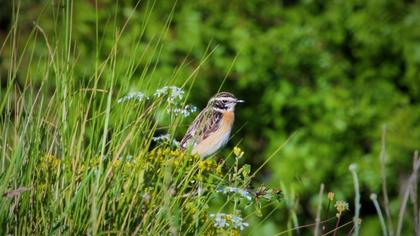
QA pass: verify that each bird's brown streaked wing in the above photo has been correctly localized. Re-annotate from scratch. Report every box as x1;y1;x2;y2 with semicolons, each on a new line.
200;111;223;140
180;109;222;150
180;108;207;150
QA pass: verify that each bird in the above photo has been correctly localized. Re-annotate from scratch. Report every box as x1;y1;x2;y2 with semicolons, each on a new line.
180;92;244;158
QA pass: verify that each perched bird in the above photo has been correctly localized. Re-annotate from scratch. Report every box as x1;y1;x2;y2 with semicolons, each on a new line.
180;92;244;158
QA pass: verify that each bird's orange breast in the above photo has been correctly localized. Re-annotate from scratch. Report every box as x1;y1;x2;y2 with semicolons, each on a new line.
222;111;234;127
192;111;235;158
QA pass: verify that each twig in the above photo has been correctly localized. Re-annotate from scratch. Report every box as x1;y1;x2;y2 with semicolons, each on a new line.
396;151;420;236
314;183;325;236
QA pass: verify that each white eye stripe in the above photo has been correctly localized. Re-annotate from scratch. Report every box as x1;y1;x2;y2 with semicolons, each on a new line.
211;97;236;102
212;107;226;112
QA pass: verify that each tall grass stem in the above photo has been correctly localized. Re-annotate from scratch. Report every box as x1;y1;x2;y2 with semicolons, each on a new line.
314;183;324;236
349;164;361;236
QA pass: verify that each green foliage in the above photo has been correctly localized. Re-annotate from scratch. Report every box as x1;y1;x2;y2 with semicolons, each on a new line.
0;0;419;235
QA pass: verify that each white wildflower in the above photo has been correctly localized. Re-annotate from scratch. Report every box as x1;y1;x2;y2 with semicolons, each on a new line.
124;154;133;162
216;186;252;201
117;92;147;104
154;86;185;103
231;215;249;231
171;104;198;117
209;213;249;231
153;86;198;117
152;133;180;147
151;134;171;142
210;213;229;228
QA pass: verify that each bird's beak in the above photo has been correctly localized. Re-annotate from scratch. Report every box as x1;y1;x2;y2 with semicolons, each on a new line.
236;99;245;103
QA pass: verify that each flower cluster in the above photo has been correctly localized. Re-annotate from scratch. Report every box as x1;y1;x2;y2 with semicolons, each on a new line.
335;200;349;217
39;154;61;171
154;86;197;117
172;104;198;117
154;86;184;104
117;86;197;118
117;91;147;104
145;148;224;182
151;133;180;146
216;186;252;201
35;154;62;190
197;159;222;175
209;213;249;231
152;133;171;142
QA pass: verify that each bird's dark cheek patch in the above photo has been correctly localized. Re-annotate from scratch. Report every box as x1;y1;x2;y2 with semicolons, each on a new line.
214;101;226;110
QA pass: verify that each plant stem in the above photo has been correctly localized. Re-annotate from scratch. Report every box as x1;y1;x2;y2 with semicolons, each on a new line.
332;215;341;236
314;183;324;236
371;193;388;236
349;164;361;236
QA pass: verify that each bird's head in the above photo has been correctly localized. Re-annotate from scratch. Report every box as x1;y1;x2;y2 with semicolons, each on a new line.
208;92;244;112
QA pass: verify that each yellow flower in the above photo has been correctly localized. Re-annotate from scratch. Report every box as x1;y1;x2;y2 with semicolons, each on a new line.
216;165;223;176
40;154;61;170
112;159;121;168
198;161;207;171
233;146;244;158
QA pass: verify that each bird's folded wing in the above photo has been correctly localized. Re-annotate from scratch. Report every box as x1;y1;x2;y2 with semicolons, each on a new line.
180;109;222;150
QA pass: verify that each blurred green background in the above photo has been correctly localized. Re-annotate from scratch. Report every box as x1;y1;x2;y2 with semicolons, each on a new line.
1;0;419;234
